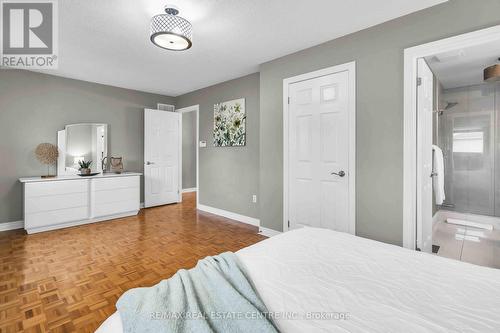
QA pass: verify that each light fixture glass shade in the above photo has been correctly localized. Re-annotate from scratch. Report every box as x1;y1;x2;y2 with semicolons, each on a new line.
150;14;192;51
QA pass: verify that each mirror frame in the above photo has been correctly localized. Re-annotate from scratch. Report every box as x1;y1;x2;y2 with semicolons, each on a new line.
57;123;109;175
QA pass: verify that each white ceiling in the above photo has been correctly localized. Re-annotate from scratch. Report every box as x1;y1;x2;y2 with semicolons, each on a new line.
426;40;500;89
38;0;446;96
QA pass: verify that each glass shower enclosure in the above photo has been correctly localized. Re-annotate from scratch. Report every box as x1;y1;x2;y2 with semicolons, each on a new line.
438;83;499;216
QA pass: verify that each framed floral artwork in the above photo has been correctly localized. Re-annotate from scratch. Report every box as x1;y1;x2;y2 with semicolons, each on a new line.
213;98;246;147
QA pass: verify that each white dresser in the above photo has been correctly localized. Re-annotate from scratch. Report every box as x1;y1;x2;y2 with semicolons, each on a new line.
19;172;141;234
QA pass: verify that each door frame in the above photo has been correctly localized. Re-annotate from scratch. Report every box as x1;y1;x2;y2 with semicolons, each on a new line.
176;105;200;208
282;61;356;233
415;58;434;253
403;24;500;249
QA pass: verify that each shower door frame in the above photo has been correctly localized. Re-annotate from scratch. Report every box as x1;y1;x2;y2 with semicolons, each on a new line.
402;24;500;250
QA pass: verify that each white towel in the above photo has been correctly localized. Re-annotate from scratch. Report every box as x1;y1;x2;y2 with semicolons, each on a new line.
432;145;445;205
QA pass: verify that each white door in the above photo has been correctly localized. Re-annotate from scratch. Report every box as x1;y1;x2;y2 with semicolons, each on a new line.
287;69;353;233
417;58;434;253
144;109;182;208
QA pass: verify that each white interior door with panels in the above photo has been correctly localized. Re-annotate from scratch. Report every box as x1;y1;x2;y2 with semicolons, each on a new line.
284;62;356;234
144;109;182;208
416;58;434;253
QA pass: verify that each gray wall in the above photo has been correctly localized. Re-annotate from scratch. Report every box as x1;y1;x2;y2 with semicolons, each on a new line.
176;73;260;219
0;69;174;223
182;111;197;189
259;0;500;245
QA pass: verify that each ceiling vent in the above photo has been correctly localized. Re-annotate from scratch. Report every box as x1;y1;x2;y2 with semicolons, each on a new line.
157;103;175;112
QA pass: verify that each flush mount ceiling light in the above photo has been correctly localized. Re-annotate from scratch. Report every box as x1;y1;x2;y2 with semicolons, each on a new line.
150;5;192;51
484;58;500;82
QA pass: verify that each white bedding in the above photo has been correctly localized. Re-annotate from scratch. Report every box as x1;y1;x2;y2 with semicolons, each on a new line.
97;228;500;332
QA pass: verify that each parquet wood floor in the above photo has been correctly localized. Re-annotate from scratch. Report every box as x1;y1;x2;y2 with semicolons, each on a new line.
0;193;266;333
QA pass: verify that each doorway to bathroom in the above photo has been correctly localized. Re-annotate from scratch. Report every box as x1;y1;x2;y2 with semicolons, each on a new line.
404;25;500;269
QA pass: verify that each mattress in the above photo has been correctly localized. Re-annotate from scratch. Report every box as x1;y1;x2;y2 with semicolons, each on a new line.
97;227;500;332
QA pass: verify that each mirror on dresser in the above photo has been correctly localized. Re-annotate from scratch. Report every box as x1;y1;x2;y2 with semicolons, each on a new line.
57;123;108;175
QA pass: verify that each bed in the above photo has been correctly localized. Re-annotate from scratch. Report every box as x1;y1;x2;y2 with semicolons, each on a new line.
97;227;500;332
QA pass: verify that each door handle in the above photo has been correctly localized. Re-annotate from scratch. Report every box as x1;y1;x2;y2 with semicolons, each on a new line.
331;170;346;177
146;161;155;165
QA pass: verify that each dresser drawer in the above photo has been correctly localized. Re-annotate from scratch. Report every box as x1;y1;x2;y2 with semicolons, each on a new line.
25;192;88;213
25;179;87;197
93;187;139;205
94;200;139;218
92;176;139;191
25;206;89;229
93;185;139;218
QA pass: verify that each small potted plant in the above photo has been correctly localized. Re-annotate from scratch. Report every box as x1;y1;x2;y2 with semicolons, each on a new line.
78;160;92;175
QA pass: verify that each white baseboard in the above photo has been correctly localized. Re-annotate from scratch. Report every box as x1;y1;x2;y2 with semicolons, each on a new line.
0;220;24;232
197;204;259;227
182;188;197;193
259;227;282;237
140;202;145;209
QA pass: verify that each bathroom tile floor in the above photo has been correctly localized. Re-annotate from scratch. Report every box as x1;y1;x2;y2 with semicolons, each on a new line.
433;221;500;269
